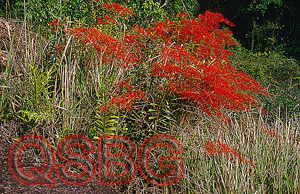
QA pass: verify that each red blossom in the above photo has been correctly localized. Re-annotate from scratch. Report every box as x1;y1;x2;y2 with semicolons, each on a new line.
176;12;189;18
96;17;108;25
103;3;136;17
55;45;63;55
204;140;254;166
263;129;281;138
98;81;147;112
68;27;139;67
48;19;59;32
109;81;147;110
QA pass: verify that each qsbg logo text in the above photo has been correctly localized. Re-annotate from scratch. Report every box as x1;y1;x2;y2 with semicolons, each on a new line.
8;134;184;187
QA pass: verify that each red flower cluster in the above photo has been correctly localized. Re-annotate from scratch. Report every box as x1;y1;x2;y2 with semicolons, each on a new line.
132;10;267;119
103;3;137;17
96;14;117;25
204;140;253;166
96;17;108;25
48;19;59;32
98;82;147;112
176;12;189;18
109;82;147;110
68;27;139;67
55;45;63;55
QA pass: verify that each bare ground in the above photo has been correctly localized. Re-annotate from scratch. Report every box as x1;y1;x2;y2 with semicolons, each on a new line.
0;136;121;194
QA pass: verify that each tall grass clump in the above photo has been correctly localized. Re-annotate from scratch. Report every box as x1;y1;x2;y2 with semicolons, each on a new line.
180;108;300;193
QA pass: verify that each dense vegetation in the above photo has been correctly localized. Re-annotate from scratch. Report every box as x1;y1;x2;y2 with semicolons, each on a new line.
0;0;300;193
1;0;299;117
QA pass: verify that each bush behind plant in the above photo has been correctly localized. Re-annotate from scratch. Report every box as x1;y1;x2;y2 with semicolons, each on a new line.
230;46;300;119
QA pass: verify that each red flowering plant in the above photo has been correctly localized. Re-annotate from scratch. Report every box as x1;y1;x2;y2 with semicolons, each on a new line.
66;3;266;137
47;17;74;66
133;11;267;121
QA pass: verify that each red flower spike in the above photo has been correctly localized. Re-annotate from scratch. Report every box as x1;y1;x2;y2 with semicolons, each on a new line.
96;17;108;25
49;19;59;32
263;129;281;138
204;140;254;166
68;27;139;68
103;3;137;17
99;81;147;112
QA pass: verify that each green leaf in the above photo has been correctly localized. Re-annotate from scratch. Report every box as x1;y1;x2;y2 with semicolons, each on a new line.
106;127;116;131
104;132;115;135
163;109;171;114
163;115;171;120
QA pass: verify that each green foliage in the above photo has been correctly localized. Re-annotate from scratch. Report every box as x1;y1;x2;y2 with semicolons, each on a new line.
90;114;119;137
248;0;283;15
0;31;16;121
166;0;200;17
3;0;97;35
127;0;200;25
16;63;56;123
123;0;168;27
0;0;5;17
122;92;178;143
89;61;123;137
0;0;23;18
230;46;300;118
141;0;167;19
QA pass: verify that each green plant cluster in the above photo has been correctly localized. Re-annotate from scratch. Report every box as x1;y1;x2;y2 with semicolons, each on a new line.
230;46;300;118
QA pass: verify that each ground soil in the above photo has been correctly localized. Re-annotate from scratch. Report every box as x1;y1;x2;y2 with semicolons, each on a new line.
0;136;121;194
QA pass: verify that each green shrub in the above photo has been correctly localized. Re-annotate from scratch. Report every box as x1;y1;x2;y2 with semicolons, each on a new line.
230;46;300;118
